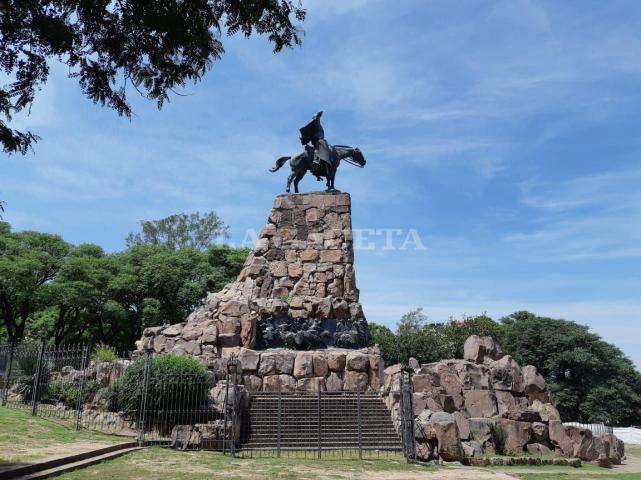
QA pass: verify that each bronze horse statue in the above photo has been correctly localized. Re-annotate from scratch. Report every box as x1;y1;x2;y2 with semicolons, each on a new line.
270;144;366;193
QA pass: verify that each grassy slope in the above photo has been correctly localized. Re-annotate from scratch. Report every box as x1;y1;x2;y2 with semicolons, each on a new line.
0;407;125;464
57;448;425;480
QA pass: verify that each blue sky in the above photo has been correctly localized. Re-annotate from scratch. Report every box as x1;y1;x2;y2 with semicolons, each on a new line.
3;1;641;367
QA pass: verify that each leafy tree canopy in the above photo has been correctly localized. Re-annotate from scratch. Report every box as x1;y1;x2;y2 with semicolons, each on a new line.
0;219;248;351
0;222;70;342
126;211;228;251
0;0;306;154
499;311;641;426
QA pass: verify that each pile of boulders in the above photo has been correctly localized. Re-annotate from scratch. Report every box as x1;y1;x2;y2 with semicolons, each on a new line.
135;192;370;359
383;335;624;466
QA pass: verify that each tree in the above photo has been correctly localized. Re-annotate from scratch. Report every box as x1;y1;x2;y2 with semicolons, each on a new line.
396;307;428;336
443;314;503;358
0;201;5;219
107;243;248;350
0;223;70;343
126;211;228;251
0;0;306;154
500;311;641;426
369;323;400;365
31;244;117;345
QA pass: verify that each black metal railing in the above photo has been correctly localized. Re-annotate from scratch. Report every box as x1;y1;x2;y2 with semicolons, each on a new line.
238;378;403;460
0;342;238;453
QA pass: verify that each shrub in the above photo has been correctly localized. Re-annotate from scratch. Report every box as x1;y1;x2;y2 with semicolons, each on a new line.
491;425;508;456
44;380;100;409
91;346;117;364
13;353;49;403
113;355;213;422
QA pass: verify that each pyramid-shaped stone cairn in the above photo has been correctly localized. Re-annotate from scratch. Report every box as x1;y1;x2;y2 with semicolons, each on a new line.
136;192;371;368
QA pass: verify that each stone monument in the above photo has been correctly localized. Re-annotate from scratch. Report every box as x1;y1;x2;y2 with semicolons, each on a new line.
136;191;370;359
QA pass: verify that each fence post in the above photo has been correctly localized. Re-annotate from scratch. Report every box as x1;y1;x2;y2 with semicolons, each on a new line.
2;341;15;406
277;378;282;458
222;368;230;456
75;344;90;431
31;341;46;416
399;367;416;462
317;378;322;459
230;356;238;458
137;348;153;446
357;388;362;460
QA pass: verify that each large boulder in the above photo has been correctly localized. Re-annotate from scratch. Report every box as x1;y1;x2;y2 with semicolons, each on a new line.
463;335;503;364
416;411;464;461
549;420;574;456
293;352;314;378
522;365;549;402
489;355;523;392
530;399;561;422
327;351;347;371
344;370;369;391
263;374;296;392
494;419;532;454
468;418;496;446
346;352;369;371
463;390;498;418
258;350;295;376
239;348;260;371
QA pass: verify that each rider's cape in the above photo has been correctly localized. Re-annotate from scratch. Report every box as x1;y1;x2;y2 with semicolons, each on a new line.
299;119;318;146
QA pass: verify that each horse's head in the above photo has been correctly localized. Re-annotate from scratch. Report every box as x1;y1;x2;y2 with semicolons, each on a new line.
352;148;367;167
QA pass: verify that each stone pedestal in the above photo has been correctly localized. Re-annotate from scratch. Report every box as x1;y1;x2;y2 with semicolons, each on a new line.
136;192;370;364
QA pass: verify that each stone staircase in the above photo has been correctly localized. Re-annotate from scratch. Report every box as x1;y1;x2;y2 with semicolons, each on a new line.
241;392;402;451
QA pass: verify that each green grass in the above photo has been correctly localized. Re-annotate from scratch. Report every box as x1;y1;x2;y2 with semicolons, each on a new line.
56;447;426;480
0;406;126;465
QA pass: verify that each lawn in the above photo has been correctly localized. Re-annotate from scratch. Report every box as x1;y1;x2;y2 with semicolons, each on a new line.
54;447;641;480
2;406;641;479
0;406;127;465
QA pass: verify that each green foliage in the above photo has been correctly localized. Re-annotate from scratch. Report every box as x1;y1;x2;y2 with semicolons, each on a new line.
1;1;306;154
92;347;117;364
369;323;400;365
44;380;100;410
396;308;428;336
126;212;228;251
372;311;501;365
491;425;508;455
0;220;248;351
13;353;49;403
113;355;213;420
443;314;503;358
500;311;641;426
0;225;71;342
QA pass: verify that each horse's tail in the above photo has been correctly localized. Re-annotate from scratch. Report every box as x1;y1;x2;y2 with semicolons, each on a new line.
269;156;290;172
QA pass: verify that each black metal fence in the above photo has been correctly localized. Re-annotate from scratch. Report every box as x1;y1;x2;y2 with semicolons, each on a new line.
0;343;412;460
238;379;404;460
0;343;238;453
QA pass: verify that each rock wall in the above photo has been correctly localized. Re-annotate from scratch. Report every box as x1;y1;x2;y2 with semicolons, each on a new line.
230;346;382;393
383;335;624;465
135;192;369;364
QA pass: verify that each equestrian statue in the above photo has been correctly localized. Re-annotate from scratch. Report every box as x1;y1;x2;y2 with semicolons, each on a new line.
269;111;367;193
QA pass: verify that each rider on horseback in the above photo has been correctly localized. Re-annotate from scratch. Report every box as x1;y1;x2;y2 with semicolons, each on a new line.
299;111;332;179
